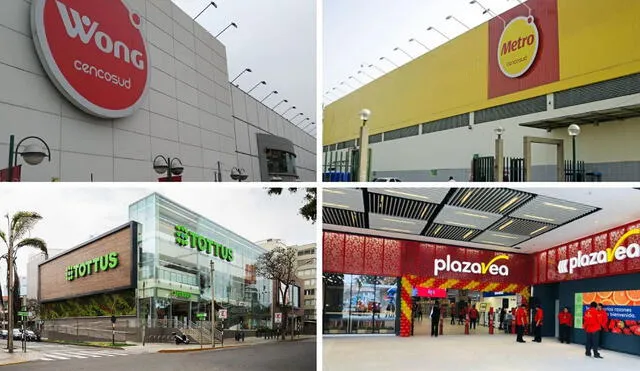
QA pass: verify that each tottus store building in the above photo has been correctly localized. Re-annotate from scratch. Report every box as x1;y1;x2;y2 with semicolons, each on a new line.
323;221;640;356
38;193;273;342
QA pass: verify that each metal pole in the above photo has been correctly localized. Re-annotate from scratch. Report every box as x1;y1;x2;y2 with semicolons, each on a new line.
572;136;577;182
210;260;216;348
7;215;13;353
166;156;172;181
112;322;115;346
7;135;14;182
358;123;369;181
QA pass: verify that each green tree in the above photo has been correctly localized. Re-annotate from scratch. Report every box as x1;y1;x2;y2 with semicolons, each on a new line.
0;212;47;352
267;188;316;223
255;245;298;340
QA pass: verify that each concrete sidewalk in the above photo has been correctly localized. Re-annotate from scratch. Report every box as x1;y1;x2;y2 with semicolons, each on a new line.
0;335;316;366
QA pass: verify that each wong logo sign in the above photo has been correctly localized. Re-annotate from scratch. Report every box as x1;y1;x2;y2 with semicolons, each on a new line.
498;16;539;78
31;0;150;118
558;229;640;274
434;254;510;277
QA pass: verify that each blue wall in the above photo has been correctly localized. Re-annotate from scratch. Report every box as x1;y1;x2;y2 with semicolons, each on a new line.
534;272;640;356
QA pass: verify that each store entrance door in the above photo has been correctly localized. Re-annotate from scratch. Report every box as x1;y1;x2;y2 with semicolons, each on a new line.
171;299;191;327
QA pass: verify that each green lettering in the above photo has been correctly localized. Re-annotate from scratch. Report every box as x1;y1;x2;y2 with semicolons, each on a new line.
92;257;100;273
220;246;228;260
73;264;79;278
188;231;199;249
205;239;214;255
85;261;93;275
214;242;220;257
197;236;207;252
108;252;119;269
99;255;109;271
226;249;234;262
78;263;87;277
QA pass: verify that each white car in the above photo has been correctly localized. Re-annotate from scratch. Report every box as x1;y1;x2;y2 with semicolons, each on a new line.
372;177;402;182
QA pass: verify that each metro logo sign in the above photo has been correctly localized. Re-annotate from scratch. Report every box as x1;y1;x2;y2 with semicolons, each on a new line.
498;16;539;78
487;0;559;99
558;230;640;274
31;0;150;118
434;254;510;277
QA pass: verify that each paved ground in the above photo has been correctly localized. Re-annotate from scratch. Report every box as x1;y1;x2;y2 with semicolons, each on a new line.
324;333;640;371
1;338;316;370
0;335;314;366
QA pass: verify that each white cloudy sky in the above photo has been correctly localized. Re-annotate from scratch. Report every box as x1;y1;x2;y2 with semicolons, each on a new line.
0;185;316;279
323;0;519;104
172;0;318;135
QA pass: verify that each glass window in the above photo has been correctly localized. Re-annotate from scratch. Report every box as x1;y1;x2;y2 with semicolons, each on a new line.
323;274;398;335
265;149;297;175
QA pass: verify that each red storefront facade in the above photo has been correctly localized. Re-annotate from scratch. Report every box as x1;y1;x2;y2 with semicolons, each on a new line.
323;231;533;337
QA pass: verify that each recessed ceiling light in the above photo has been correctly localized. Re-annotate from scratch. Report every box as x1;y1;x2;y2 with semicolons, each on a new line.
433;225;442;235
324;189;346;195
445;221;478;228
463;230;474;239
543;202;577;211
323;202;350;209
530;226;548;235
523;214;555;222
457;211;489;219
420;205;430;219
382;218;416;225
380;227;414;233
492;233;519;240
498;220;514;230
499;197;519;212
460;190;473;205
479;240;505;246
384;189;430;200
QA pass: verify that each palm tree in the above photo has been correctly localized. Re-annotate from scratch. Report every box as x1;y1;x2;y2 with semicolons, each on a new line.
0;212;47;353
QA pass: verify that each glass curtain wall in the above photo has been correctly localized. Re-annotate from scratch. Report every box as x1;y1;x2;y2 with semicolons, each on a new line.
323;273;398;334
130;193;273;330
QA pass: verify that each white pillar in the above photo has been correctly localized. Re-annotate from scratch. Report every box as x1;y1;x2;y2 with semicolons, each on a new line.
358;125;369;182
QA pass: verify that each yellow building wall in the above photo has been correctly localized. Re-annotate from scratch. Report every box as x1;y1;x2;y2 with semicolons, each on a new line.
324;0;640;145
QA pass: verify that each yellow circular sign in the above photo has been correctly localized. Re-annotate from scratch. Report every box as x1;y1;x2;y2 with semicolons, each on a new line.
498;16;539;78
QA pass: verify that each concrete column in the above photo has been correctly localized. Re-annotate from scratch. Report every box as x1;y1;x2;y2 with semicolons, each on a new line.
358;125;369;182
495;138;504;182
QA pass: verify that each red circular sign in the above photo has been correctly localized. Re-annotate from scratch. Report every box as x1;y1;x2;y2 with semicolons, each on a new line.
32;0;150;118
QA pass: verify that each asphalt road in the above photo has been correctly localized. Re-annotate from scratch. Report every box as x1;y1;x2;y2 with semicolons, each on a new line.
5;339;316;371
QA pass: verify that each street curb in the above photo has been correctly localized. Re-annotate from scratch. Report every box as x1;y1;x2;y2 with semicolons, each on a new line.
0;360;28;367
156;338;314;353
42;341;125;350
157;344;245;353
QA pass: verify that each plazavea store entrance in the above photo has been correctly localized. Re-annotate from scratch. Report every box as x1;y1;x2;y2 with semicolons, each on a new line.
322;187;640;356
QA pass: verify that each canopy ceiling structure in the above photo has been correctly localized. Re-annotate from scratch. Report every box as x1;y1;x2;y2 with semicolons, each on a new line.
323;187;640;253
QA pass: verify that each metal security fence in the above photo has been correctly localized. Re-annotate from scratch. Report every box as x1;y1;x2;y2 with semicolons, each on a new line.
471;156;525;182
323;149;371;182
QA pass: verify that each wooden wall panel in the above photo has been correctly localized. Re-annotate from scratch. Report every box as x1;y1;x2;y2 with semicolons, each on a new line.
39;226;134;302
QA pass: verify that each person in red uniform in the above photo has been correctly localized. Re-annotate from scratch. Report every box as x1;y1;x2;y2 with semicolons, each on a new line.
515;304;528;343
596;303;608;349
583;301;603;358
468;305;479;330
533;304;544;342
558;306;572;344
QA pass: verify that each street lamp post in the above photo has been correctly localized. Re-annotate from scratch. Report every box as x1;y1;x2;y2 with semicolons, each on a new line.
210;260;215;348
230;167;248;182
261;90;278;103
494;127;505;182
152;155;184;180
273;99;288;110
231;68;252;85
568;124;581;182
216;22;237;38
194;1;217;21
358;109;371;182
6;135;52;182
6;215;13;353
248;81;266;94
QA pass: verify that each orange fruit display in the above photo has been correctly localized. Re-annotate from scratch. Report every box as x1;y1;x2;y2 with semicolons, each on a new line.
627;290;640;302
582;292;597;304
614;291;631;306
600;298;615;305
597;291;613;301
